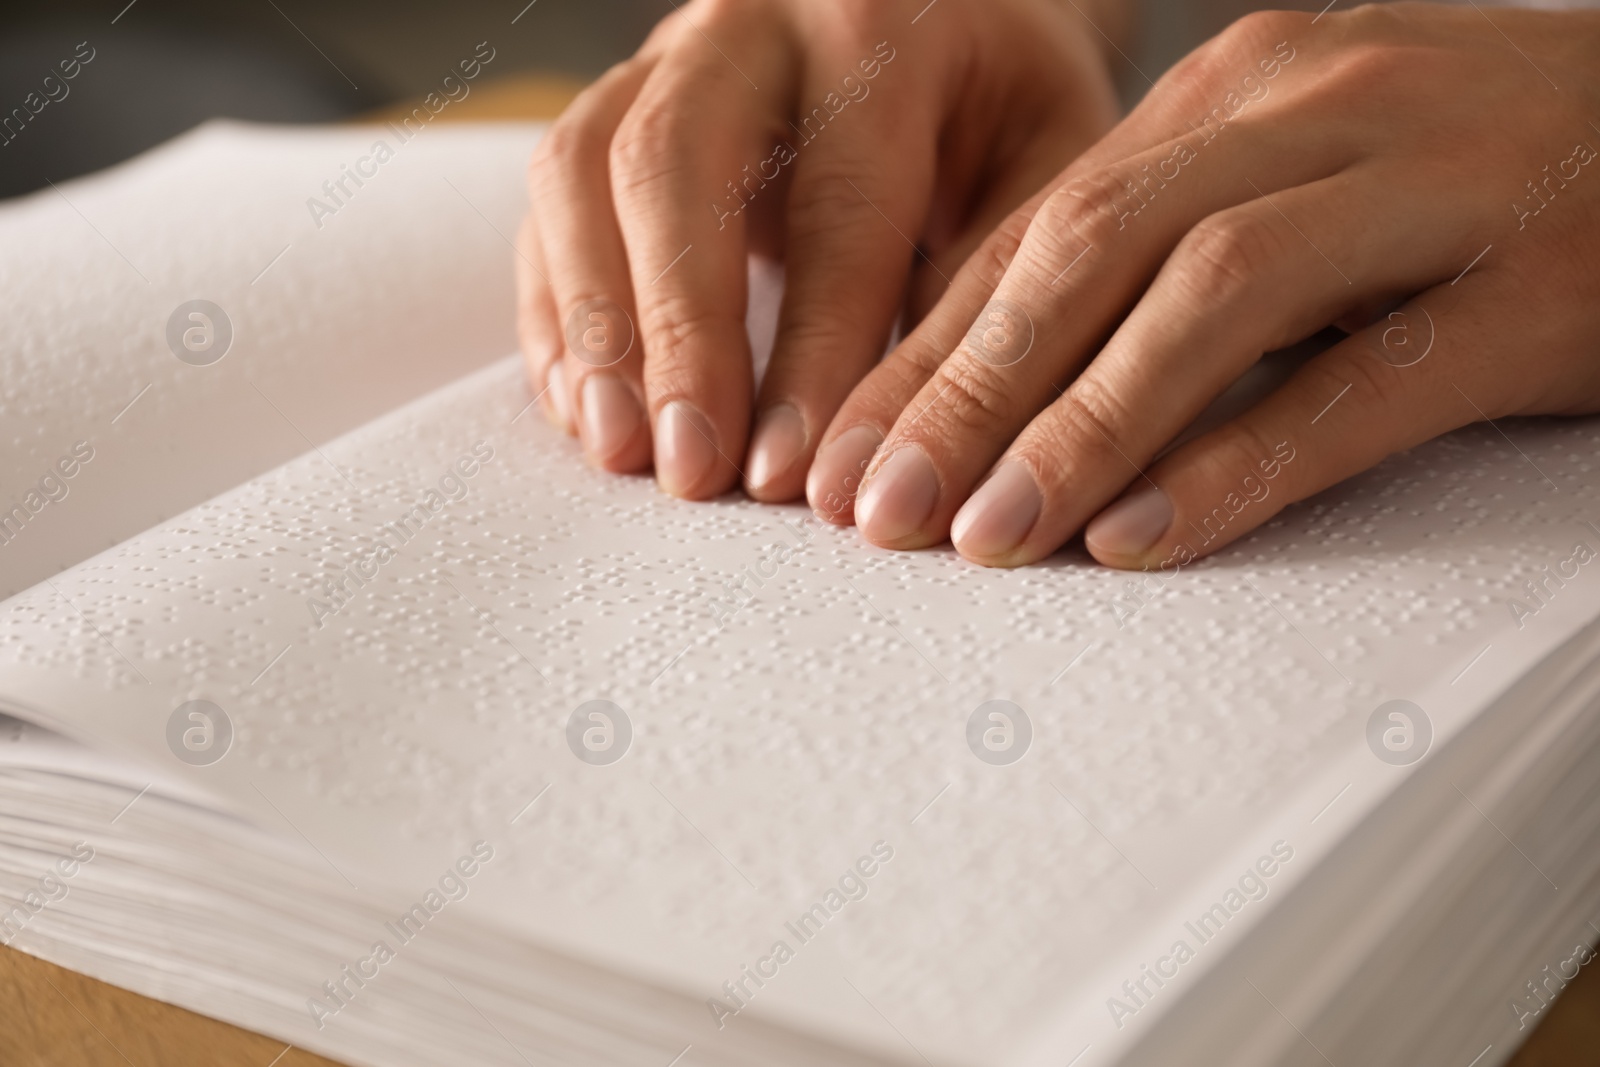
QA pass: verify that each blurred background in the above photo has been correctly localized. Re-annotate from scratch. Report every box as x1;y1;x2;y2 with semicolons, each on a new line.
0;0;1257;201
0;0;655;199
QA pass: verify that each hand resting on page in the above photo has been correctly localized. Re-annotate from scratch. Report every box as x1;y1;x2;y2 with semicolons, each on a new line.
518;0;1600;571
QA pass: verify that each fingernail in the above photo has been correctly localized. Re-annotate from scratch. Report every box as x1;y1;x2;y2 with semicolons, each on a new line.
580;373;643;463
951;460;1042;559
1085;484;1174;558
545;361;570;431
857;446;939;543
806;425;882;524
746;403;807;492
656;399;717;497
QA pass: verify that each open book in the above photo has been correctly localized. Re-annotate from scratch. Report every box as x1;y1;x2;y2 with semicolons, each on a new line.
2;121;1598;1067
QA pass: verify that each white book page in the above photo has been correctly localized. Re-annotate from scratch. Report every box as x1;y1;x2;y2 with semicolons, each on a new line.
2;331;1598;1065
0;120;539;599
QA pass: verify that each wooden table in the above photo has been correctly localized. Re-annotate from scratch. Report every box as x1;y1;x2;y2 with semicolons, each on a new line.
5;935;1597;1065
4;73;1597;1067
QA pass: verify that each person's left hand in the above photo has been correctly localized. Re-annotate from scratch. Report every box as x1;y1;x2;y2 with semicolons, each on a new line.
806;2;1600;570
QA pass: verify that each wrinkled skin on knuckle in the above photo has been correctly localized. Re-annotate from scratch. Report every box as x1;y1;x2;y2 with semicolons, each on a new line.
1156;9;1306;103
1304;41;1444;128
527;114;594;198
1067;369;1145;449
1034;174;1128;255
528;57;654;190
1192;420;1298;506
786;169;881;234
640;297;731;386
1219;8;1311;58
954;211;1033;296
921;357;1016;441
1170;213;1284;312
1317;344;1400;424
608;91;701;204
1016;390;1126;484
797;0;896;49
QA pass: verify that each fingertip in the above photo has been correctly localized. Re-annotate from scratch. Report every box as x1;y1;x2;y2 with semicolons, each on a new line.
1083;484;1174;569
656;400;729;499
745;403;807;501
544;360;573;433
805;424;881;527
579;372;650;471
856;446;940;548
950;460;1043;564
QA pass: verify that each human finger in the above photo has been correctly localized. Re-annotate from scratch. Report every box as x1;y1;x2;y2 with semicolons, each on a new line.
744;36;939;501
514;211;572;431
949;166;1476;563
610;9;801;498
808;11;1326;528
1082;278;1498;570
528;58;660;471
850;122;1348;546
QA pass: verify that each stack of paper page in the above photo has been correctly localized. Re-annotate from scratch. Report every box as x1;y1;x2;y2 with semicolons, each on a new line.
1;121;1597;1067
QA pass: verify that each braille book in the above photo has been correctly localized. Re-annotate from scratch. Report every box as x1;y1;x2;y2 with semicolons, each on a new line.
1;121;1597;1067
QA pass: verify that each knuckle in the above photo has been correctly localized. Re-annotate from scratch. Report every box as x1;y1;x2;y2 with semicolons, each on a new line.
1319;42;1420;101
609;98;693;197
637;17;677;55
688;0;746;24
829;0;896;48
1034;173;1129;254
641;298;737;382
527;116;590;192
1207;419;1295;498
958;213;1032;295
1065;373;1140;449
1171;213;1281;308
877;332;949;391
529;59;652;192
926;357;1014;436
1341;2;1409;37
1220;9;1306;53
682;0;726;17
1026;384;1127;473
1164;10;1302;93
1322;342;1398;418
786;170;874;231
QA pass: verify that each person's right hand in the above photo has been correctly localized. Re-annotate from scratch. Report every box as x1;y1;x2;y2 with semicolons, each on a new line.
516;0;1124;502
